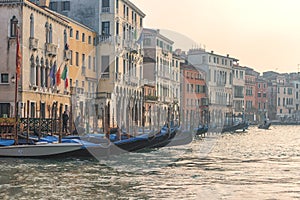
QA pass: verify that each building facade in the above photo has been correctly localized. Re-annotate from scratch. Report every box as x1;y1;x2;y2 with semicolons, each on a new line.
0;0;70;120
256;77;268;121
49;0;146;132
244;67;259;122
232;65;245;116
180;65;207;129
188;48;237;127
142;28;181;128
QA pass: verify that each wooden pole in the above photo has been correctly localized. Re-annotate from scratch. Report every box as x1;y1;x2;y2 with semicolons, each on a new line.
59;103;62;143
14;73;18;145
26;100;29;143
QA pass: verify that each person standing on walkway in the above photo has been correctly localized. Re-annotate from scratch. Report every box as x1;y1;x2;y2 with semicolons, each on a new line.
62;111;69;134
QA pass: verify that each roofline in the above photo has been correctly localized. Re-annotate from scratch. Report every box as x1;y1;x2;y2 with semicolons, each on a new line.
123;0;146;18
143;28;174;44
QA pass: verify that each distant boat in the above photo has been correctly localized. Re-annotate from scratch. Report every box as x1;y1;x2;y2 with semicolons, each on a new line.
221;121;249;133
258;121;271;129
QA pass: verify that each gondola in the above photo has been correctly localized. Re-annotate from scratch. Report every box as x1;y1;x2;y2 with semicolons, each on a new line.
258;121;271;129
195;125;209;135
221;121;249;133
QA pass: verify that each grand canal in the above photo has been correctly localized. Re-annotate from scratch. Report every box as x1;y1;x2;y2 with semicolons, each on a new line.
0;126;300;199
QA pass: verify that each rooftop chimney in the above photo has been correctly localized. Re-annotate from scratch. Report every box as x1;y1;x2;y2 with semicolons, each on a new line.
39;0;50;8
211;51;214;54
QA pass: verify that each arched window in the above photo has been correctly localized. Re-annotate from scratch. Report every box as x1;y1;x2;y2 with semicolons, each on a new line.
49;24;53;43
30;14;34;38
41;57;45;87
64;29;69;50
10;16;18;37
45;22;49;43
36;56;39;86
45;59;49;88
30;55;36;86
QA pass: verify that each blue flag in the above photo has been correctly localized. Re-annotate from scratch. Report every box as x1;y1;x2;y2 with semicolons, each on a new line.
49;63;56;86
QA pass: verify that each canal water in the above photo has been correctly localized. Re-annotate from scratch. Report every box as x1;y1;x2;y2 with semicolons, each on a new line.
0;126;300;199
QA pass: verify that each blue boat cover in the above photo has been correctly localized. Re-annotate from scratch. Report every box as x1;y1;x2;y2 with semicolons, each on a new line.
0;139;15;146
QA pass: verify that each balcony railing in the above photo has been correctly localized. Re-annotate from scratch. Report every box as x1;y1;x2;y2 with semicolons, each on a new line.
29;37;38;51
145;95;158;101
45;43;57;56
101;7;110;13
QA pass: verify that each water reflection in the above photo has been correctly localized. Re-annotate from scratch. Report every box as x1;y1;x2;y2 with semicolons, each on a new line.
0;126;300;199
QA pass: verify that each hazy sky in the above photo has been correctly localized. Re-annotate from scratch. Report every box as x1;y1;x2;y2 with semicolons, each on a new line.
131;0;300;73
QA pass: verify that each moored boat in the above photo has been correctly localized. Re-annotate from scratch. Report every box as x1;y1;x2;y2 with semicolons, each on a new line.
0;142;83;158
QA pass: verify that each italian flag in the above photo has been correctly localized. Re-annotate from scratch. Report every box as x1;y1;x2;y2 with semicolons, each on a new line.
61;66;68;88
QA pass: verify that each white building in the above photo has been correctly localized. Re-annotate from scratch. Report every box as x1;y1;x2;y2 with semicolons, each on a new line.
232;65;245;116
142;28;181;127
188;48;238;126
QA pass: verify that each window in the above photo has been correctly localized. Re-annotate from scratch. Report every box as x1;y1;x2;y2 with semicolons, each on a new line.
0;73;9;84
70;29;73;37
10;16;18;37
88;36;91;44
88;56;91;69
140;18;143;27
278;98;280;106
116;21;119;35
30;55;36;85
75;52;79;66
82;33;85;42
101;22;110;35
102;0;109;7
93;57;96;72
30;102;35;118
101;56;110;75
76;31;79;40
0;103;10;118
30;14;34;38
62;1;70;11
70;50;73;65
258;83;261;88
49;24;53;43
263;93;266;98
49;2;57;11
82;54;85;66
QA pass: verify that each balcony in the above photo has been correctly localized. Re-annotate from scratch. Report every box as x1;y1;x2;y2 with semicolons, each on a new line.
145;95;158;102
100;73;110;79
29;37;38;51
45;43;57;57
64;50;71;61
99;35;112;43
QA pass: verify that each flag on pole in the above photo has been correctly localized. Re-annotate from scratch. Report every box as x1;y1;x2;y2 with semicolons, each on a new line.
16;27;22;80
56;66;61;86
49;63;56;86
61;66;68;89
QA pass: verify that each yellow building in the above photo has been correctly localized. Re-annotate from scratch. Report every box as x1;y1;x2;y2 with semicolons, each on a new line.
53;14;98;132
